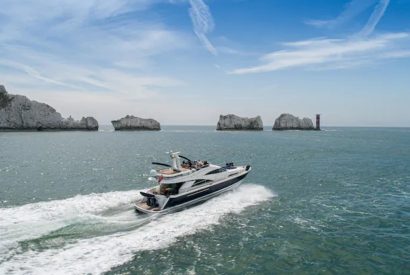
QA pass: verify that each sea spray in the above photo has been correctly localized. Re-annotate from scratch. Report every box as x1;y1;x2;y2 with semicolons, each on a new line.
0;189;141;262
0;184;274;274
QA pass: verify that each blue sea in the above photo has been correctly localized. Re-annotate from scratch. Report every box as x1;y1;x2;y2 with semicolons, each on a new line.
0;126;409;274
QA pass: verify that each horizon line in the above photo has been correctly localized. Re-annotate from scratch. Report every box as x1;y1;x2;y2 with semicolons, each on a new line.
97;124;410;128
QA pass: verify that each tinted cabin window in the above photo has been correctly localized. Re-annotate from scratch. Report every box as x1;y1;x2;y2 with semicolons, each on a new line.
162;182;184;195
205;167;227;175
192;179;212;187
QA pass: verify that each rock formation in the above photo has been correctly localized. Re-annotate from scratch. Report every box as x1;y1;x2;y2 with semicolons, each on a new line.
217;114;263;131
0;85;98;131
272;113;314;130
111;115;161;131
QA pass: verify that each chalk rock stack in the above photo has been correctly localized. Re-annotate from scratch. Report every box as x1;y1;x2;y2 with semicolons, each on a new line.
273;113;314;130
111;115;161;131
0;85;98;131
217;114;263;131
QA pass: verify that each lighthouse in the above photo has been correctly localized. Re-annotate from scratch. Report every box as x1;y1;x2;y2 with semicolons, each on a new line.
316;114;321;130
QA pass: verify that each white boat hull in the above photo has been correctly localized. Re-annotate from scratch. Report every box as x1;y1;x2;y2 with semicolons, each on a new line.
134;171;248;214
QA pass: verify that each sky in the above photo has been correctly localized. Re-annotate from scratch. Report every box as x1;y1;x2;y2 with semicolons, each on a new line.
1;0;410;126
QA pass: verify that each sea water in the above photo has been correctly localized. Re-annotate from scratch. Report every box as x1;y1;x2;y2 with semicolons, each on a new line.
0;126;409;274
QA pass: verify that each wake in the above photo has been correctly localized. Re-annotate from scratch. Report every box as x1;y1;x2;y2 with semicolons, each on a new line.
0;184;275;274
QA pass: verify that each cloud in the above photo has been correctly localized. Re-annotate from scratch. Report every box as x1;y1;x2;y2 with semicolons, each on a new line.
0;5;188;83
380;50;410;58
0;55;185;123
0;55;184;100
306;0;390;37
0;0;191;123
306;0;376;28
230;33;410;74
0;60;83;90
231;0;398;75
188;0;217;55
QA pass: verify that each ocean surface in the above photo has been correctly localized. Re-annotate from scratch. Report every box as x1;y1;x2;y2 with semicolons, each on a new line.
0;126;409;274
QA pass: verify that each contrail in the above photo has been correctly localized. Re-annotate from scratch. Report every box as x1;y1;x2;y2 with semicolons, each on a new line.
306;0;390;36
306;0;375;28
359;0;390;36
188;0;217;55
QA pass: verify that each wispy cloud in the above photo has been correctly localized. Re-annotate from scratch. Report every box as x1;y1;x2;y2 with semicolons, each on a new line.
231;0;399;75
0;0;190;122
306;0;376;29
188;0;217;55
230;33;409;74
306;0;390;37
0;53;185;122
0;60;83;90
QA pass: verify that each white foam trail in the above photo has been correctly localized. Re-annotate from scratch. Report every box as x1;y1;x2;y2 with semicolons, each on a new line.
0;184;274;275
0;190;141;258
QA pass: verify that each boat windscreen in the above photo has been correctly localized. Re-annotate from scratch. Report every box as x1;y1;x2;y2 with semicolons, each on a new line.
179;155;192;162
152;162;172;168
140;191;155;198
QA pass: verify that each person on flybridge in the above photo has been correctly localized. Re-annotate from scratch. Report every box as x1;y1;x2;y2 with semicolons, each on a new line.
151;151;209;196
169;151;208;171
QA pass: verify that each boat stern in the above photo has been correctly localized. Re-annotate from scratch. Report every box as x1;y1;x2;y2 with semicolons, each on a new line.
134;191;168;214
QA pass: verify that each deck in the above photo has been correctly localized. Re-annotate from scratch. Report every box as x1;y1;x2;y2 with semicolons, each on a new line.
135;201;160;211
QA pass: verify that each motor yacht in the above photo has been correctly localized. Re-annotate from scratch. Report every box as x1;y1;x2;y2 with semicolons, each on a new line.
134;152;251;214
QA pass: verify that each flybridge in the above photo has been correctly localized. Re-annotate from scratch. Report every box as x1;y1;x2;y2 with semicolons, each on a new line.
150;151;209;178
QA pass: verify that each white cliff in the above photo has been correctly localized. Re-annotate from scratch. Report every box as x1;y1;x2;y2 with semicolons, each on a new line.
273;113;314;130
0;85;98;131
111;115;161;130
217;114;263;130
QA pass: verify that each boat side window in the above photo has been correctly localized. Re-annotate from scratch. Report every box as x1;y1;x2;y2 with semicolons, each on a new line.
205;167;227;175
192;179;212;186
160;183;184;196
